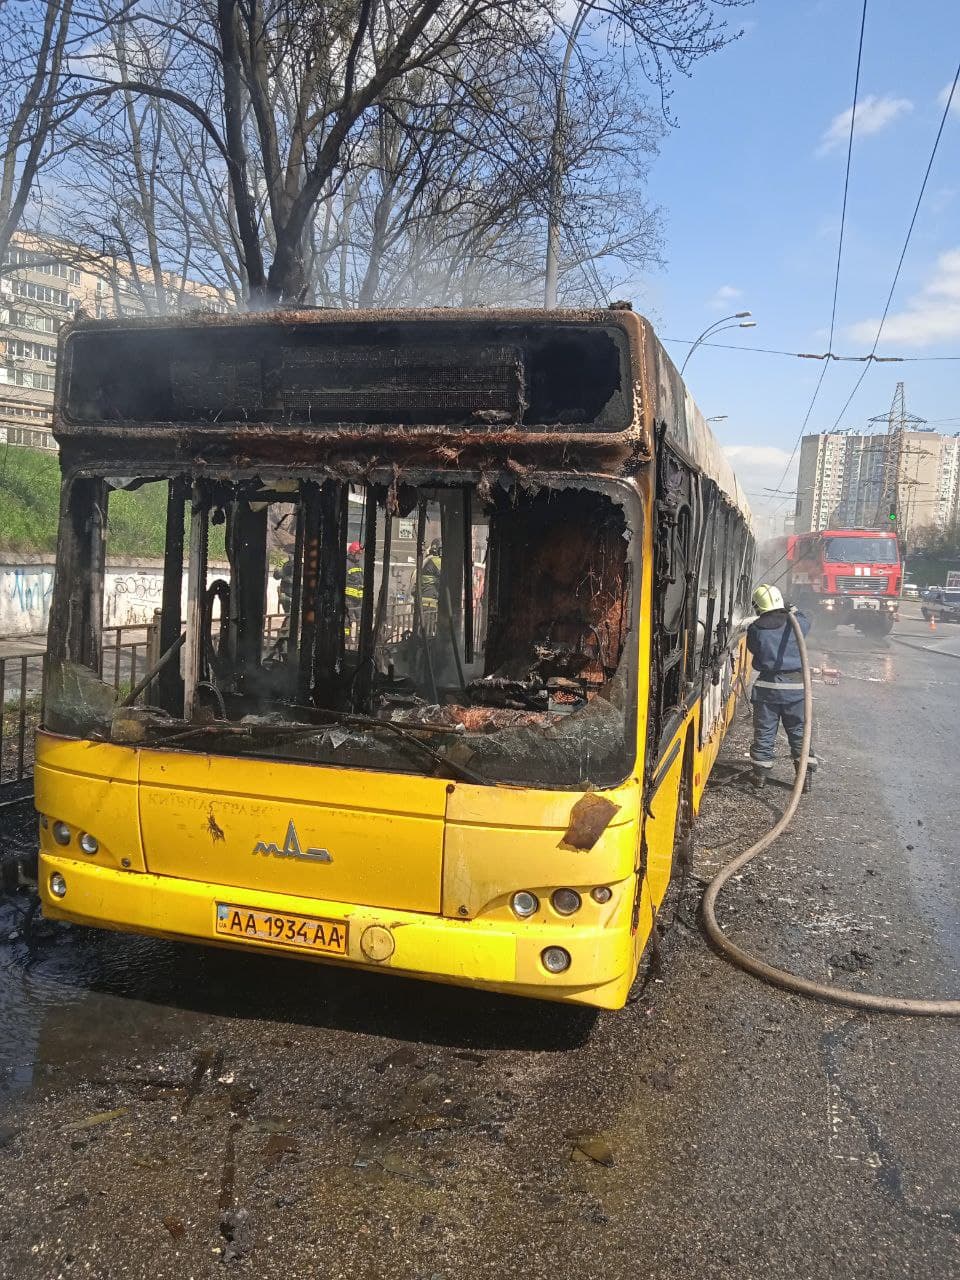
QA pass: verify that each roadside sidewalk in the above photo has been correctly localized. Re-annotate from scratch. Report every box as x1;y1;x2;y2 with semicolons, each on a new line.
0;635;47;661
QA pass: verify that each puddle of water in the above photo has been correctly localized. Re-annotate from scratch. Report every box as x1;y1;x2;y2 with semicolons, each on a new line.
0;891;597;1100
0;899;216;1094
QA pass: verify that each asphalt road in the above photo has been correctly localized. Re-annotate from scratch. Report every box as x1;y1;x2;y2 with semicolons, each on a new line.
0;605;958;1279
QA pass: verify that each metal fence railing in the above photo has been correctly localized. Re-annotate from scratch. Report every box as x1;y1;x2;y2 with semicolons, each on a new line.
0;614;298;787
1;624;150;788
0;654;32;789
0;605;487;788
102;624;152;696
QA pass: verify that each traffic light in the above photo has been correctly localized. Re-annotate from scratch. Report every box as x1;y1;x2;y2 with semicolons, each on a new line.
888;504;897;523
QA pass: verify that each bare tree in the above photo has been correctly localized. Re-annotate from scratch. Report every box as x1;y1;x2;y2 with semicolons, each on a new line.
55;10;238;313
0;0;77;268
71;0;544;304
312;46;557;307
68;0;744;306
335;53;664;308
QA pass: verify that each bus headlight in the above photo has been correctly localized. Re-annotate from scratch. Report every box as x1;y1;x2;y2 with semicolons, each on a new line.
49;872;67;898
52;821;71;846
541;946;571;974
511;891;539;919
551;888;581;916
591;886;613;904
79;833;99;855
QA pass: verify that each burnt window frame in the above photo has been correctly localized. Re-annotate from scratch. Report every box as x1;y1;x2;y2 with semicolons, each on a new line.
646;447;754;764
43;462;644;792
650;443;694;754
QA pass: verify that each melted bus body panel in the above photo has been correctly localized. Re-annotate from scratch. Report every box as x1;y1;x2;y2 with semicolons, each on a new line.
38;310;753;1009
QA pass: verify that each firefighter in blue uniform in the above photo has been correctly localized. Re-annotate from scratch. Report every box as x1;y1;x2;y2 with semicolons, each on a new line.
747;584;817;791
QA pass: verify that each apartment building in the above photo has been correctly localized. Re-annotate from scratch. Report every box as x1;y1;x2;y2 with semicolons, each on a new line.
0;234;229;450
795;428;960;542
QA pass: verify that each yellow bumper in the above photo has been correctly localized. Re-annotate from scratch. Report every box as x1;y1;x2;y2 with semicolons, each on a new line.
39;854;636;1009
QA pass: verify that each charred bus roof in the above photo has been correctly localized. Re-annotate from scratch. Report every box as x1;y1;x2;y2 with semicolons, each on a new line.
57;308;635;432
52;307;750;523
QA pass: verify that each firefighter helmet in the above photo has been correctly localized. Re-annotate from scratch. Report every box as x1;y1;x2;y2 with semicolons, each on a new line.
347;541;363;556
752;583;784;614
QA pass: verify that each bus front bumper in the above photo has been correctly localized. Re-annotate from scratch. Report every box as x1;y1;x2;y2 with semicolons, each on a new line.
39;853;637;1009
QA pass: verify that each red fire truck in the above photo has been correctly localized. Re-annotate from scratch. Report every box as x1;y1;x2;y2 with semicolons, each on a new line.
786;528;901;634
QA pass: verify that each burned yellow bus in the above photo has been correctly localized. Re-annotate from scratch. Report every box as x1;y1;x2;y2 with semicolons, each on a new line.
36;309;753;1009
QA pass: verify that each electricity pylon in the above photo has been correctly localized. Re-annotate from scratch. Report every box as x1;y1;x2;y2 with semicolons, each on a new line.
867;383;925;527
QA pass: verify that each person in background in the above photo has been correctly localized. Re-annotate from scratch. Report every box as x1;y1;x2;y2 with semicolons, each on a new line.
269;528;295;654
271;520;295;622
746;583;817;792
418;538;442;631
345;541;365;640
274;556;294;614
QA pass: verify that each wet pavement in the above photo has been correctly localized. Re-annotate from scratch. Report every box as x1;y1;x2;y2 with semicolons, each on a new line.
0;604;958;1278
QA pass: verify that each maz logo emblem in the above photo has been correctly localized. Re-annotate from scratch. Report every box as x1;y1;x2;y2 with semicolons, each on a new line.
253;820;332;863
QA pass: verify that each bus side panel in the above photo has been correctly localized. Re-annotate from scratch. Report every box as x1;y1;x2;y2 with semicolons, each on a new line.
632;631;746;982
642;725;689;914
691;635;748;814
626;465;658;977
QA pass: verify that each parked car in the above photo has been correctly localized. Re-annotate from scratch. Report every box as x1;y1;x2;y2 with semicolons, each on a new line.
901;577;919;599
921;587;960;623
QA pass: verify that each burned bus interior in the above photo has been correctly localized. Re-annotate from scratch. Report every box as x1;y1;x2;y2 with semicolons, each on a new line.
45;313;647;787
46;471;638;789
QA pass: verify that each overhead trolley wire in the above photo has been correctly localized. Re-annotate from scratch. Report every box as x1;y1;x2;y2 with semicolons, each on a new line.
731;51;960;525
826;58;960;432
567;219;608;308
771;0;869;501
662;339;960;362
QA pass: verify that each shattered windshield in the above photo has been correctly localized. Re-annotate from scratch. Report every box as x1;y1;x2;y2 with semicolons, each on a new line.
45;473;639;789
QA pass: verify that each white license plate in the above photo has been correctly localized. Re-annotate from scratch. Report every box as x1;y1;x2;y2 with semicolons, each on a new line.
215;903;348;954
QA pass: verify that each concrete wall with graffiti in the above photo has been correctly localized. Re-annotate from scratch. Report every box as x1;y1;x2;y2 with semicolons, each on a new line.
1;559;56;636
0;556;276;638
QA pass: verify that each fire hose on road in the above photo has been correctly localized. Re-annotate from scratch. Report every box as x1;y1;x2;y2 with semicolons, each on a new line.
701;609;960;1017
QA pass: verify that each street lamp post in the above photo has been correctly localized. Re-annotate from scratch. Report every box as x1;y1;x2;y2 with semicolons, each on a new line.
544;0;594;309
680;313;755;376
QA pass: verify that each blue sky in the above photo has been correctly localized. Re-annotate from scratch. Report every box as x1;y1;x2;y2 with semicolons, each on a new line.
630;0;960;525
